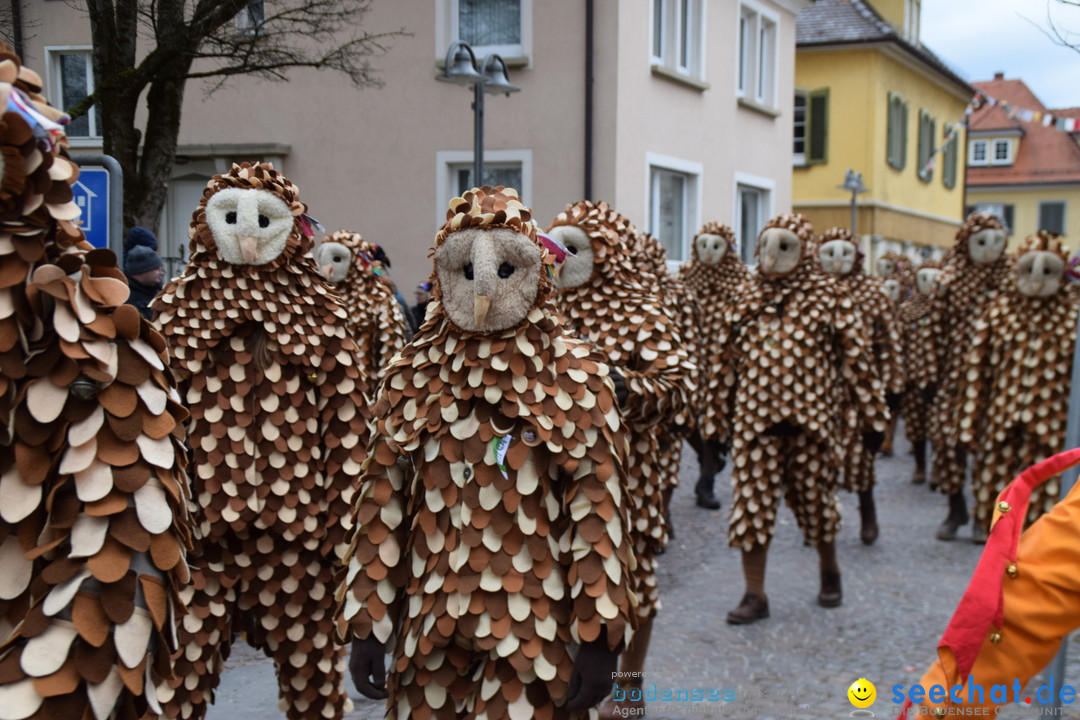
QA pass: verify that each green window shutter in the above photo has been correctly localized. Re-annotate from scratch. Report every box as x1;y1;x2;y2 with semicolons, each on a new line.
807;88;829;164
917;112;928;177
941;125;959;189
886;93;897;167
900;100;908;170
928;117;936;181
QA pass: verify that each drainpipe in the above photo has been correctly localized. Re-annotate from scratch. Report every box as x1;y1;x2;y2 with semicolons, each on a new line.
11;0;23;58
584;0;594;199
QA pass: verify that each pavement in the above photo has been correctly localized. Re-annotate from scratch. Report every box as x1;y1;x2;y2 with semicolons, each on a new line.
204;427;1080;719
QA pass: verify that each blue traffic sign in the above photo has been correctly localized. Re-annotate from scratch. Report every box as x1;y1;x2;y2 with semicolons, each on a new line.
72;167;110;249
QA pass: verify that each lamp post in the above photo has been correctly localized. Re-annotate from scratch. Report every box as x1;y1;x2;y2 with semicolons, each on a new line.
437;40;520;189
837;168;869;238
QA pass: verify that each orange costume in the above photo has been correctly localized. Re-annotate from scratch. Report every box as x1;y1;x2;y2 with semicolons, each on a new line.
902;448;1080;717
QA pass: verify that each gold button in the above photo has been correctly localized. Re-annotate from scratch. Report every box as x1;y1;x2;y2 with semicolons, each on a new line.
997;501;1011;513
1006;564;1018;578
990;632;1002;644
307;372;318;383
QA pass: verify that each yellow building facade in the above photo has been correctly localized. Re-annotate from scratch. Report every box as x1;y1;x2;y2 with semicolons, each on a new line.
794;0;972;256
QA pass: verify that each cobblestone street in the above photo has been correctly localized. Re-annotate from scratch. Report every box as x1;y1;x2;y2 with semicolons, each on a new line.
205;430;1080;719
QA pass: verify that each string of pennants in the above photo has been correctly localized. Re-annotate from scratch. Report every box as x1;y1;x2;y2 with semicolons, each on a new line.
921;90;1080;176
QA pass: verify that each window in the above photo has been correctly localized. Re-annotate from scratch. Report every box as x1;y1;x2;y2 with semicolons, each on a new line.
1039;201;1066;235
969;138;1013;166
737;2;778;108
793;92;806;163
942;124;958;190
886;92;908;170
793;88;828;166
46;48;98;139
993;139;1011;164
235;0;264;35
917;109;936;182
905;0;921;42
733;173;774;265
647;153;701;263
651;0;704;78
435;149;532;227
970;139;988;165
437;0;531;61
970;203;1014;234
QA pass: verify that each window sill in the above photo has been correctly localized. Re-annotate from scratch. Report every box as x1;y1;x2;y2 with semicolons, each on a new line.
436;55;529;71
737;96;781;118
650;64;710;91
67;137;104;148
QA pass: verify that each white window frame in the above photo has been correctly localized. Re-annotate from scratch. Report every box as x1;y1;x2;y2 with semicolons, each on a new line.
650;0;706;79
434;149;532;228
435;0;533;64
992;138;1012;164
235;0;265;35
969;139;989;165
905;0;921;42
737;0;779;109
44;46;99;144
644;152;702;267
733;171;775;266
793;89;808;165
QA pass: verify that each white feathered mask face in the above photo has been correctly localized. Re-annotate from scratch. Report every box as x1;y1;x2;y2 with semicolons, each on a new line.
1016;251;1064;298
757;228;802;277
877;257;896;278
314;241;351;283
435;227;542;333
916;268;941;296
546;225;595;289
695;233;728;265
883;279;901;302
205;188;294;266
819;239;857;276
968;228;1006;265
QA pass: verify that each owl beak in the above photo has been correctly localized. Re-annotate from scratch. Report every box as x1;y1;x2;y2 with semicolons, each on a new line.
240;236;259;264
474;294;492;326
321;264;334;279
760;251;777;274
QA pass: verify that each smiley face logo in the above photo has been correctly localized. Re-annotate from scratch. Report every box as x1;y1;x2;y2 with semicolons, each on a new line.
848;678;876;709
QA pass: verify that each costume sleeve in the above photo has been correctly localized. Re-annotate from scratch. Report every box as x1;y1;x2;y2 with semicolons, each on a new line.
912;475;1080;716
701;312;737;447
374;297;409;387
955;304;995;447
618;299;694;427
335;428;409;643
563;389;636;651
876;299;907;396
834;292;889;432
317;332;373;563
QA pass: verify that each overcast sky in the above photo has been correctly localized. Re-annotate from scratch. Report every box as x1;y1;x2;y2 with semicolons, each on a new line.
919;0;1080;109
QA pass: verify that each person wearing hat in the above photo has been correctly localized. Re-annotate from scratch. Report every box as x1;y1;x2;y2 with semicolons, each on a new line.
412;280;432;330
125;243;165;319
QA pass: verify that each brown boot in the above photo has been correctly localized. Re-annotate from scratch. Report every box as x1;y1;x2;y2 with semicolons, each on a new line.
935;492;970;541
857;489;878;545
726;592;770;624
818;570;842;608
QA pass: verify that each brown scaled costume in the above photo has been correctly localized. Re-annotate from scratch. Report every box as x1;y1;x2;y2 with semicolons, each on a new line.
930;213;1012;538
337;187;635;720
816;227;902;544
897;259;942;484
706;214;887;618
153;163;371;720
317;230;409;386
957;232;1079;533
0;47;194;720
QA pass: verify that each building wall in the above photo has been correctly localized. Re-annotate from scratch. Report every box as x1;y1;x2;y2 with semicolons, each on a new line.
20;0;802;287
793;45;968;249
967;185;1080;249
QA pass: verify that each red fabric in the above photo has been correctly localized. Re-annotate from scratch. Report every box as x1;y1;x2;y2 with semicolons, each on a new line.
936;447;1080;681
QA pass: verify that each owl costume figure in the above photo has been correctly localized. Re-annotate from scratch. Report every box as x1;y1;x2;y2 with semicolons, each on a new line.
0;46;194;720
678;223;751;509
897;260;943;485
314;230;409;387
152;163;371;720
706;214;887;624
816;227;904;545
545;200;692;712
930;212;1012;542
337;187;635;720
956;232;1079;539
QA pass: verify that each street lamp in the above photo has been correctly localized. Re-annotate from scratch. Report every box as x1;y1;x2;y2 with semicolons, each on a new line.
837;168;869;238
437;40;520;189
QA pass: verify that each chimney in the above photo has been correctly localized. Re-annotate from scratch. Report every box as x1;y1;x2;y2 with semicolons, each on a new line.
994;72;1004;80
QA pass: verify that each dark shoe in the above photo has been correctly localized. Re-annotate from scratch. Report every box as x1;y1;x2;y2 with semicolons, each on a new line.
971;524;988;544
694;476;721;510
858;490;878;546
935;493;970;542
911;469;926;484
818;570;842;608
726;593;770;624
